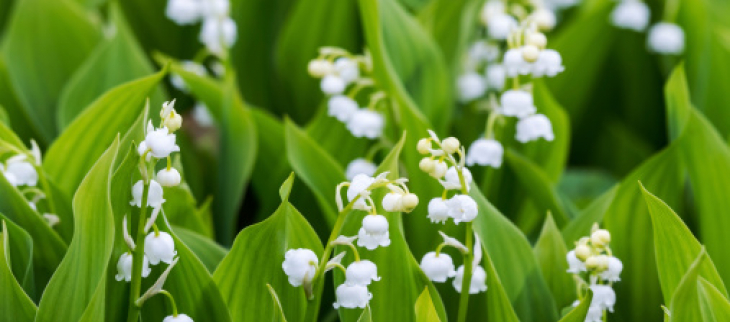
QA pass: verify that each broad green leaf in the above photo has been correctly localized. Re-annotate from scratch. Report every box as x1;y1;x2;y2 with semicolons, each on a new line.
267;284;289;322
1;0;100;141
698;278;730;321
471;187;558;322
481;242;521;322
173;226;227;273
557;290;592;322
641;184;728;303
57;4;164;129
0;220;36;322
213;174;323;322
35;137;119;322
334;133;448;322
43;69;166;198
534;213;575;309
415;287;443;322
668;249;711;322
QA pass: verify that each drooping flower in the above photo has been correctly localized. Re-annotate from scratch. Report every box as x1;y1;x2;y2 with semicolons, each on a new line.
346;109;384;139
145;232;177;265
515;114;554;143
143;125;180;159
282;248;318;287
610;0;650;32
345;260;381;286
427;198;450;224
345;158;377;181
163;314;195;322
532;49;565;78
466;138;503;167
499;90;537;118
599;257;623;282
321;75;346;95
357;214;390;250
165;0;202;25
647;22;685;55
566;250;587;274
447;195;478;224
115;253;151;282
420;252;457;282
157;168;182;187
333;283;372;309
457;73;487;102
130;180;166;209
440;166;473;191
452;264;488;294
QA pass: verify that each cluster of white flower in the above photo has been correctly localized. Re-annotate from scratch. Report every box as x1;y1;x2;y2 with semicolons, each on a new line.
566;224;623;322
610;0;684;55
308;47;385;139
417;131;487;294
115;100;193;322
0;140;60;227
283;171;418;309
166;0;237;57
458;1;560;170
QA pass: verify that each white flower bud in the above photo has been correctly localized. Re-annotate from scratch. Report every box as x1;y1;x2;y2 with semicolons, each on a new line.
165;0;202;25
346;109;384;139
130;180;166;209
333;283;372;309
282;248;318;287
328;95;359;122
417;139;432;154
115;253;151;282
308;59;335;77
453;264;488;294
566;250;587;274
611;0;650;32
440;166;473;191
144;232;177;265
516;114;554;143
647;22;685;55
345;260;381;286
466;138;503;168
157;168;182;187
441;137;460;154
591;229;611;247
321;75;346;95
163;314;194;322
428;198;450;224
457;73;486;102
447;195;478;224
420;252;457;282
357;215;390;250
527;33;547;48
600;257;623;282
345;158;377;181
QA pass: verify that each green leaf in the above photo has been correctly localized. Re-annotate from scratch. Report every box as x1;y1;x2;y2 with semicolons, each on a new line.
698;278;730;321
641;183;728;303
668;249;712;322
557;290;592;322
334;133;447;322
57;4;164;129
415;287;443;322
213;176;323;322
481;242;521;322
35;137;119;322
471;187;558;322
267;284;289;322
0;220;37;322
0;0;100;141
173;226;227;273
43;69;166;199
534;213;575;309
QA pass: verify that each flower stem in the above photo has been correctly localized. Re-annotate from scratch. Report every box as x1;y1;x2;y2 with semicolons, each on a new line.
126;181;150;322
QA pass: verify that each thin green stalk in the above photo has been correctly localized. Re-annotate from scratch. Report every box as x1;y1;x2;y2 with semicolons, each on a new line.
127;181;150;322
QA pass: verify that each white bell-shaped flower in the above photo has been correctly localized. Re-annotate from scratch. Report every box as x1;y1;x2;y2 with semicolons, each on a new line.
347;174;376;211
334;58;360;84
611;0;650;32
485;64;506;91
163;314;194;322
600;257;623;282
357;214;390;250
345;260;381;286
466;138;503;167
440;166;473;191
428;198;450;224
200;17;237;56
566;250;587;274
157;168;182;187
346;109;384;139
115;253;151;282
282;248;318;287
503;48;532;77
420;252;457;282
457;73;487;102
145;232;177;265
487;14;517;40
532;49;565;78
4;159;38;187
499;90;536;118
447;195;478;224
165;0;202;25
333;283;372;309
130;180;166;209
321;75;346;95
516;114;554;143
452;264;488;294
144;125;180;158
648;22;685;55
590;284;616;312
345;158;377;181
328;95;359;123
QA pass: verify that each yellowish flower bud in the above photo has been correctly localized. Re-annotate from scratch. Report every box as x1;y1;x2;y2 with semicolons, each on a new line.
442;137;460;154
522;45;540;62
417;138;432;154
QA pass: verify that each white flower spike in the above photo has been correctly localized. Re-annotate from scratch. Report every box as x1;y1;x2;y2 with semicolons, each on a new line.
420;252;457;282
466;138;503;168
282;248;318;287
357;214;391;250
346;260;381;286
333;283;372;309
145;232;177;265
